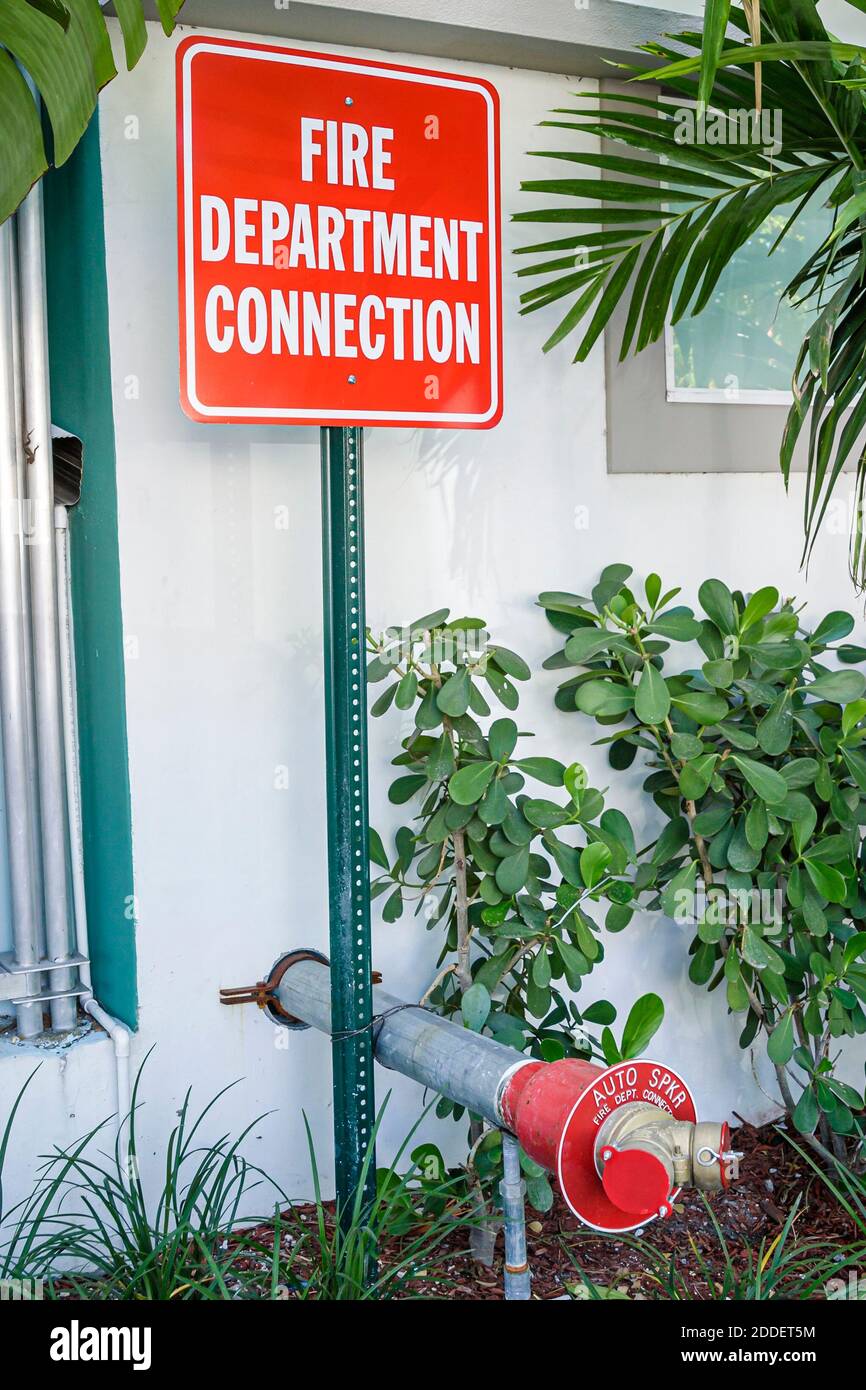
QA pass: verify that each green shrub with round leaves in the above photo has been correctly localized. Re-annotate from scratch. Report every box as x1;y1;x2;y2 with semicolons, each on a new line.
367;607;663;1211
540;564;866;1162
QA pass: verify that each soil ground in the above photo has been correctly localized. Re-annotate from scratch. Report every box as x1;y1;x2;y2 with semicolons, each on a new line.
247;1119;864;1300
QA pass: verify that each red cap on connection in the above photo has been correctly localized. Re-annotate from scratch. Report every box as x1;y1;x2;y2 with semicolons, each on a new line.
601;1147;672;1218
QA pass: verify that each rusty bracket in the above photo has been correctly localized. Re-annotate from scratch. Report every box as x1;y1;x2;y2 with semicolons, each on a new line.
219;949;381;1030
218;981;276;1010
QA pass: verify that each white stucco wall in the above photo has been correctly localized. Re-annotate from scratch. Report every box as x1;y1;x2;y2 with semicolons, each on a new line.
4;14;866;1206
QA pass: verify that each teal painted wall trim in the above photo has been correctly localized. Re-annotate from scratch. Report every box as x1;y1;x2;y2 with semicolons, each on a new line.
43;115;138;1029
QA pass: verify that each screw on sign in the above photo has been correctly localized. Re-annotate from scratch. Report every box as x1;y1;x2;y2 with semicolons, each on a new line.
176;37;502;427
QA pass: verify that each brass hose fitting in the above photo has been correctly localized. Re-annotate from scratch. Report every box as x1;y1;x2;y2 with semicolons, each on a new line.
594;1102;740;1218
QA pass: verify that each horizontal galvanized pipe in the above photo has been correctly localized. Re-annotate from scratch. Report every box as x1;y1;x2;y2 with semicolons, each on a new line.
271;955;736;1233
275;957;530;1128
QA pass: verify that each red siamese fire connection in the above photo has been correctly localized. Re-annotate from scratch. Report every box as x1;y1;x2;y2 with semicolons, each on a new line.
499;1056;735;1231
221;950;739;1233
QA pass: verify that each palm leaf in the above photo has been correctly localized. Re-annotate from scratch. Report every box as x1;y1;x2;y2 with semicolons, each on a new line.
0;0;186;224
641;40;866;84
526;148;737;190
515;0;866;590
699;0;733;108
517;88;838;358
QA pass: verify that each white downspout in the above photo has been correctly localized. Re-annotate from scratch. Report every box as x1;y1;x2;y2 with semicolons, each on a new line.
81;995;131;1177
55;505;131;1174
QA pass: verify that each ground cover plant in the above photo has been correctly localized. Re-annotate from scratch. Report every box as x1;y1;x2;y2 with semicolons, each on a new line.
367;608;664;1246
0;1068;474;1300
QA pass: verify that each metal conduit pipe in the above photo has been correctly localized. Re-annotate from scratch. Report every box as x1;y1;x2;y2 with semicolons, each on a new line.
500;1133;530;1300
54;509;87;973
16;180;77;1032
10;229;45;964
225;951;740;1238
0;222;42;1039
56;503;131;1172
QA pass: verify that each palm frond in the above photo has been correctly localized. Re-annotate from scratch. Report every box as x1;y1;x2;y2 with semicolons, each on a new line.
515;0;866;591
516;88;840;360
699;0;734;108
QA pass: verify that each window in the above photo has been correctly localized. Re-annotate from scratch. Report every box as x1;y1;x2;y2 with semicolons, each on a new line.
665;193;834;405
602;84;843;474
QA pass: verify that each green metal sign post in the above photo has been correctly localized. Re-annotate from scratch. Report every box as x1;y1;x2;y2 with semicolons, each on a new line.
320;425;377;1222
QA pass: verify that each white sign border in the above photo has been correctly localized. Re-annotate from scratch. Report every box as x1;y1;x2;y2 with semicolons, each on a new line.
180;40;501;425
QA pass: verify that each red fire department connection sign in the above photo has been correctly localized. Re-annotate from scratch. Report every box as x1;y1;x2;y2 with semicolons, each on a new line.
176;37;502;428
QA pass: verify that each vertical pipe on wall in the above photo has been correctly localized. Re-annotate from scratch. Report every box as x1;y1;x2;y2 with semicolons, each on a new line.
54;508;87;959
0;222;42;1039
9;216;46;964
57;504;132;1173
501;1132;531;1301
17;182;76;1032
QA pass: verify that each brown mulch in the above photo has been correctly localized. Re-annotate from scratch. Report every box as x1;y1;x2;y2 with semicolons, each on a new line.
247;1120;863;1299
513;1119;859;1301
516;1119;860;1300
